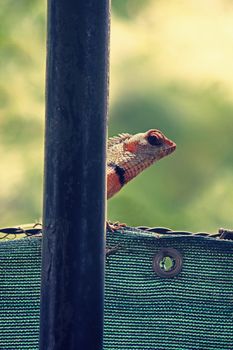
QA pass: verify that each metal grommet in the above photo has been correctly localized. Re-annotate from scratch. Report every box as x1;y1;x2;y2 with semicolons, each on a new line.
153;248;183;278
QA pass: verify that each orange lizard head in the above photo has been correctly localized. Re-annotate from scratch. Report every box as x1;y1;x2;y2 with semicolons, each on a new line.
107;129;176;199
123;129;176;160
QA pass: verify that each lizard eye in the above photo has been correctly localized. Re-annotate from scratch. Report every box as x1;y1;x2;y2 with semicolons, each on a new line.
147;131;163;146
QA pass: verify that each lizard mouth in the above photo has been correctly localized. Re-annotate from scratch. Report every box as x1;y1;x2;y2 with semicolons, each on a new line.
166;144;176;155
158;143;176;158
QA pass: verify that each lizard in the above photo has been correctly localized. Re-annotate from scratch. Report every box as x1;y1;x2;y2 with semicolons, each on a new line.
106;129;176;232
0;130;176;242
107;129;176;199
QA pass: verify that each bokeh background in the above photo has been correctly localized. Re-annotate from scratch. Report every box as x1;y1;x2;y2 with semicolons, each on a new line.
0;0;233;232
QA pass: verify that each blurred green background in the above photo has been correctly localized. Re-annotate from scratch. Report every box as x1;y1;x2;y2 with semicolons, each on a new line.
0;0;233;232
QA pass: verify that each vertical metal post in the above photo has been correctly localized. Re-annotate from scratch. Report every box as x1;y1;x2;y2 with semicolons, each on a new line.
40;0;109;349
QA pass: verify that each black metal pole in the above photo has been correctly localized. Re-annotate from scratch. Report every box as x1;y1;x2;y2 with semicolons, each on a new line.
40;0;109;349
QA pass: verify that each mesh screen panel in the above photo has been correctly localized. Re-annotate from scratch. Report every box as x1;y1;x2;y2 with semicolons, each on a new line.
0;229;233;349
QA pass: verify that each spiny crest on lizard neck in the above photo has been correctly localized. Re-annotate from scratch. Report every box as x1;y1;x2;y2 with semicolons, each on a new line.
107;129;176;199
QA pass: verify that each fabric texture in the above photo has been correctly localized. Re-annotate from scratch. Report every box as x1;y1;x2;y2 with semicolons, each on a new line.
0;228;233;350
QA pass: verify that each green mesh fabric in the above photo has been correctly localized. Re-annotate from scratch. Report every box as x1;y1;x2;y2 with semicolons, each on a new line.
105;229;233;349
0;237;41;349
0;228;233;349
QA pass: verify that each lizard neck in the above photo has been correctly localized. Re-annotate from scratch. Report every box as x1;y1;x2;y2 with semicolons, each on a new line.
107;164;124;199
107;156;156;199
